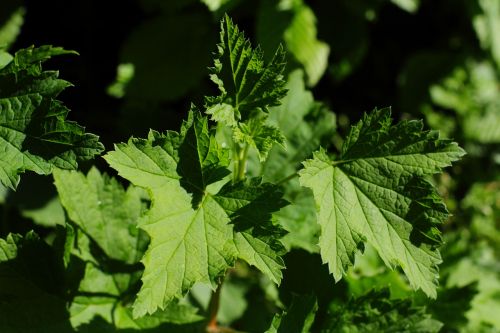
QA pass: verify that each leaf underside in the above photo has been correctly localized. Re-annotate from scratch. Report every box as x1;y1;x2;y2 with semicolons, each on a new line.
299;107;465;297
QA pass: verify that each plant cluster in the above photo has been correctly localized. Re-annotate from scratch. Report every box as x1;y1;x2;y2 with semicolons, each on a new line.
1;1;499;332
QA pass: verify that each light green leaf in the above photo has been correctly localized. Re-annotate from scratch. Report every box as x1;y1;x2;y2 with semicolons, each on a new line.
21;196;65;227
250;70;335;252
233;115;285;162
441;232;500;331
299;108;465;297
105;112;237;317
69;232;202;329
54;167;147;264
0;50;12;69
473;0;500;67
206;102;236;127
462;180;500;244
430;61;500;143
105;111;287;317
0;7;25;50
0;46;103;189
257;0;330;86
200;0;232;12
207;14;287;120
391;0;420;13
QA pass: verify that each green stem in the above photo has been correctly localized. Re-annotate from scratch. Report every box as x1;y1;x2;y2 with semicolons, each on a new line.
233;145;241;183
237;143;250;181
276;172;298;185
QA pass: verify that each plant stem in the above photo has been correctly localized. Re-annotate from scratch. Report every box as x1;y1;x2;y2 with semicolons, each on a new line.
206;281;223;332
233;142;250;183
237;143;250;181
276;172;298;185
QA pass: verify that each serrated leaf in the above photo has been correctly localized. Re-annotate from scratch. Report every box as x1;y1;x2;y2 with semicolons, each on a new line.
233;115;285;162
104;112;237;317
105;111;287;317
207;14;287;120
69;232;202;329
299;108;465;297
0;46;103;189
249;70;335;252
54;167;147;264
214;179;288;284
322;289;442;332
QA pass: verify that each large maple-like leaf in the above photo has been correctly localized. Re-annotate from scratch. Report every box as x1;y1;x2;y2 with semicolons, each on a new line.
105;111;286;317
299;108;465;297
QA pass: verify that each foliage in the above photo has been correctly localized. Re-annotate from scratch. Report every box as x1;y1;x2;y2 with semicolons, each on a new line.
1;2;498;332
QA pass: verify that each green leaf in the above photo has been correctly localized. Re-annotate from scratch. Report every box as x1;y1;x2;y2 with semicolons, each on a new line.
473;0;500;68
0;46;103;189
68;231;202;329
54;167;147;264
104;112;237;317
266;294;318;333
426;283;477;331
0;50;13;69
462;180;500;244
441;232;500;330
257;0;330;86
0;232;74;332
322;289;442;332
299;108;465;297
176;109;231;205
391;0;420;13
250;70;335;252
105;111;287;317
200;0;232;12
3;174;65;227
207;14;287;121
233;114;286;162
430;61;500;143
0;7;24;50
214;179;288;284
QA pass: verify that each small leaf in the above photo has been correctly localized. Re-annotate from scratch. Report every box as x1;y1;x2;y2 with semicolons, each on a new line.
207;14;287;120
